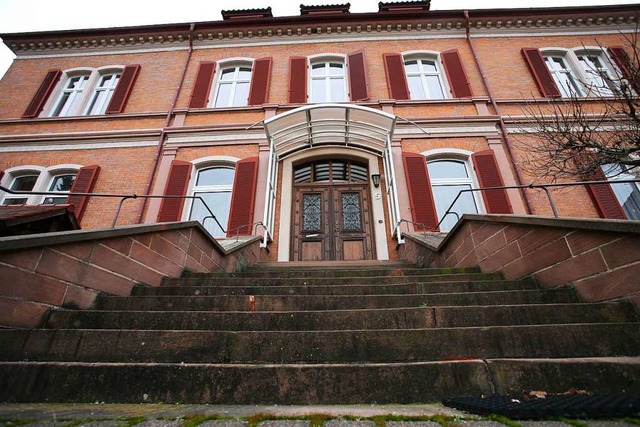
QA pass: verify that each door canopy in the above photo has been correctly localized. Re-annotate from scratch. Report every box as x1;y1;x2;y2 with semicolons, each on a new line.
264;104;396;158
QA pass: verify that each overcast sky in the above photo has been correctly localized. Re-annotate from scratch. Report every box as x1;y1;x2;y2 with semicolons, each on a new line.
0;0;638;79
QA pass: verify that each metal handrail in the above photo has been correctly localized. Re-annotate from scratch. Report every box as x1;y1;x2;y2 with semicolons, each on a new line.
399;178;640;236
0;185;271;244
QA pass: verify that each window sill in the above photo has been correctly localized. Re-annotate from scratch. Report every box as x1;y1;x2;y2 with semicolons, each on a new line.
3;111;167;124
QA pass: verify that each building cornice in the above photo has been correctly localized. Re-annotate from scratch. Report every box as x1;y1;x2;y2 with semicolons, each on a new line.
2;5;638;57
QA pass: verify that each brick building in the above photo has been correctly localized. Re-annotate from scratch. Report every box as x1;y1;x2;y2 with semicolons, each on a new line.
1;1;638;263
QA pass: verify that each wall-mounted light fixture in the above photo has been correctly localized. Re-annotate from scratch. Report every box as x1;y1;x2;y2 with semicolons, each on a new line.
371;173;381;188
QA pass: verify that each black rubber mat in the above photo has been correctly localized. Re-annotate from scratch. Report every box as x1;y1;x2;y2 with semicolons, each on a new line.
442;394;640;419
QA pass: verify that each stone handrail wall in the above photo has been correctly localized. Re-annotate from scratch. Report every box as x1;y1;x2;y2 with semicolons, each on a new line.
0;222;265;328
399;215;640;308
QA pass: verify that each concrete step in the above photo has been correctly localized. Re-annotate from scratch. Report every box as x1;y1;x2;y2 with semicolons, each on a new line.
45;302;638;331
183;266;482;279
163;272;503;287
96;288;580;311
2;323;639;363
1;357;639;404
135;279;537;296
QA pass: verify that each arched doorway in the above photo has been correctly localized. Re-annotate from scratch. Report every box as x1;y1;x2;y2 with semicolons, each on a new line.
291;158;375;261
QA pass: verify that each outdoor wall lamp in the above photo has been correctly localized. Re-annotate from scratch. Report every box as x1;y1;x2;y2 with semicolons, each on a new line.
371;174;381;188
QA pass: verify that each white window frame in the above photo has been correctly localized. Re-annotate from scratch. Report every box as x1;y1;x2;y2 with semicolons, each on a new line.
41;166;81;204
602;162;640;220
421;149;485;232
308;54;348;103
183;156;240;238
45;66;124;117
49;71;92;117
542;48;619;98
402;51;449;100
210;58;254;108
1;164;81;205
573;47;618;97
84;70;122;115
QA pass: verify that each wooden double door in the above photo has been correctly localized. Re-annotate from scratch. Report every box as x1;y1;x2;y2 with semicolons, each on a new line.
292;183;375;261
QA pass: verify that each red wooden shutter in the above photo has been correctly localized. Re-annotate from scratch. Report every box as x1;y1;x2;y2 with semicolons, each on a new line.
607;46;640;92
248;57;272;106
22;70;62;118
441;50;473;98
471;150;513;214
402;152;439;231
348;50;369;101
289;56;308;104
585;166;626;220
157;160;192;222
65;165;100;223
383;53;410;100
227;157;259;236
106;64;141;114
521;48;561;98
189;62;216;108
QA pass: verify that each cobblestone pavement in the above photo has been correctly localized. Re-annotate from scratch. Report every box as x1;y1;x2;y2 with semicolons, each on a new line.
0;404;637;427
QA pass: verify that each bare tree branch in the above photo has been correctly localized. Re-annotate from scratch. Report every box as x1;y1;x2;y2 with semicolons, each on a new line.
517;26;640;182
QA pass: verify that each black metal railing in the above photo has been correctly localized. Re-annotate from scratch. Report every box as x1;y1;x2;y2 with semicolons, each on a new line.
0;185;271;243
399;178;640;236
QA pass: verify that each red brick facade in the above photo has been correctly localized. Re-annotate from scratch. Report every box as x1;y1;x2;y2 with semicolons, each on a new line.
0;3;638;262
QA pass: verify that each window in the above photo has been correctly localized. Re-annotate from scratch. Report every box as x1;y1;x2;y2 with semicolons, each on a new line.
188;166;235;237
531;48;619;98
426;159;480;232
576;52;617;96
544;55;584;97
85;72;122;115
22;65;140;119
50;74;91;117
603;163;640;220
309;58;347;103
2;173;39;205
42;173;77;204
383;50;471;100
294;160;368;183
189;58;272;109
49;69;125;117
404;57;446;100
213;64;252;107
1;166;81;206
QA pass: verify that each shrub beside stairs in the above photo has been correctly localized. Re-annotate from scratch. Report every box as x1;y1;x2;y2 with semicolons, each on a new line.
1;261;639;403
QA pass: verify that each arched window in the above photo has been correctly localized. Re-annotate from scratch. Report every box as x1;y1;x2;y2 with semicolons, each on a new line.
531;48;619;98
42;172;77;204
404;55;446;100
188;165;235;236
1;165;81;206
48;68;128;117
1;172;40;205
426;159;480;231
85;71;122;115
603;163;640;220
213;63;253;108
575;50;617;96
309;57;347;103
50;73;92;117
543;55;584;97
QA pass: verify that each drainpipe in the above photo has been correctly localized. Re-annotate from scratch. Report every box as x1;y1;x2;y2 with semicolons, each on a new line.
137;23;196;223
463;10;534;214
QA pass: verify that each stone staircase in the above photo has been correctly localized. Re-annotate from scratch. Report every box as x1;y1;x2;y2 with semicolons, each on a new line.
1;261;639;403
